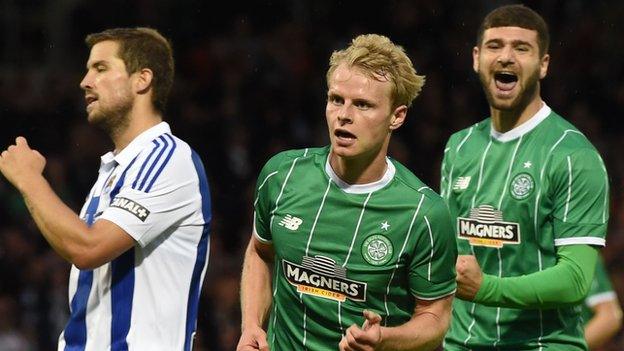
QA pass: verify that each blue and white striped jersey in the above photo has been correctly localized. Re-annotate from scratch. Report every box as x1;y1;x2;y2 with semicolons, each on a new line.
58;122;211;351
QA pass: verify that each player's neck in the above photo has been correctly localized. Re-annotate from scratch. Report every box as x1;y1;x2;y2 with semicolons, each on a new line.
491;95;544;134
111;105;162;153
329;148;388;185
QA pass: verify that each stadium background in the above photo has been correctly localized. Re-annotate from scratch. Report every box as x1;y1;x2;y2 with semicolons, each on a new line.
0;1;622;350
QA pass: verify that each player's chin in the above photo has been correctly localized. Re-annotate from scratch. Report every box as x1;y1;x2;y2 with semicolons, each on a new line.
491;99;521;111
87;110;100;122
487;94;520;111
331;144;358;158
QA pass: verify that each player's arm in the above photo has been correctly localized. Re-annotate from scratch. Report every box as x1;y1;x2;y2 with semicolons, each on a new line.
340;294;453;351
238;153;285;351
584;258;623;350
238;234;274;351
0;137;134;269
456;244;598;308
381;294;453;350
585;298;623;349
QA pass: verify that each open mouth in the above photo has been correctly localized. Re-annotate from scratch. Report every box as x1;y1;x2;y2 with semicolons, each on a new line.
494;72;518;92
85;95;98;108
335;129;356;140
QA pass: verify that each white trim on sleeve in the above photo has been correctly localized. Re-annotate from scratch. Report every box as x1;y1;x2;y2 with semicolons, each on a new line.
252;220;272;244
586;291;618;307
554;237;605;247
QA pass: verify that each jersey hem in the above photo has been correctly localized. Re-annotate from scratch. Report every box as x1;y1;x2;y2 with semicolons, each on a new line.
554;237;605;246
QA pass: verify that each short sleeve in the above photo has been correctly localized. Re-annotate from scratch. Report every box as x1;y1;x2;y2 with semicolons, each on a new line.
100;156;201;247
440;134;472;256
551;148;609;246
440;140;453;199
253;154;286;243
408;198;457;300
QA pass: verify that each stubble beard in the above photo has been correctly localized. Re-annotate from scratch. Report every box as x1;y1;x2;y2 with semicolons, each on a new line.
479;68;540;113
88;97;133;139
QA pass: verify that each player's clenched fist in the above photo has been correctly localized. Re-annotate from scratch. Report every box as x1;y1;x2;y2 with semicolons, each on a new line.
237;325;270;351
455;255;483;301
339;310;382;351
0;136;46;192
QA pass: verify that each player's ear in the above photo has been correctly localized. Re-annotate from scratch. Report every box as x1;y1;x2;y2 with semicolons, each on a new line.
539;53;550;79
472;46;480;73
134;68;153;94
389;105;407;131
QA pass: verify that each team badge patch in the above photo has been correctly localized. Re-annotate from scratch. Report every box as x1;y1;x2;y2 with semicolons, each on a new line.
361;234;393;266
510;173;534;200
104;174;117;193
283;256;367;302
110;197;150;221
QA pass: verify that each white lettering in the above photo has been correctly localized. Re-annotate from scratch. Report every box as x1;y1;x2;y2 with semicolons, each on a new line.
299;271;309;284
287;265;300;280
459;219;519;242
349;283;359;296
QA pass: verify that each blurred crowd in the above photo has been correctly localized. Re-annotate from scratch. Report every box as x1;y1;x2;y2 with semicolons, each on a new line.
1;1;623;350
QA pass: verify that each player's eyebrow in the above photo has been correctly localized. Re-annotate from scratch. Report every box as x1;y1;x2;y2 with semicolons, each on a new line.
327;91;345;101
352;97;376;107
511;39;534;47
485;38;534;48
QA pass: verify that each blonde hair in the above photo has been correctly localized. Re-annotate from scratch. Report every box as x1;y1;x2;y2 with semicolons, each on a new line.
326;34;425;108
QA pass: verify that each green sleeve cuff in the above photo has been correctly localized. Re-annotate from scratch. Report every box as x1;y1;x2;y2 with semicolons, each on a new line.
475;273;498;302
473;245;598;309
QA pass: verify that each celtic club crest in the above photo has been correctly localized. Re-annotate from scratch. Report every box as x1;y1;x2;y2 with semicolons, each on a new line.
510;173;534;200
361;234;393;266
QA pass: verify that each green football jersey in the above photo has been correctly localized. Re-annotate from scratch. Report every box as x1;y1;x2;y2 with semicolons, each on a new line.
441;105;609;350
254;146;457;350
581;257;617;324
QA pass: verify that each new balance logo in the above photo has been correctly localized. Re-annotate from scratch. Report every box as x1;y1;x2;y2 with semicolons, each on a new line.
279;214;303;230
453;176;471;191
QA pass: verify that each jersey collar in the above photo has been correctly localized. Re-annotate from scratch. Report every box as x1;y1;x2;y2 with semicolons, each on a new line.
100;122;172;167
490;103;551;142
325;155;396;194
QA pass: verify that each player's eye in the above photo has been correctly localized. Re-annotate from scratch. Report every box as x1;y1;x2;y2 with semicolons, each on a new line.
328;95;343;105
354;101;372;110
93;64;107;72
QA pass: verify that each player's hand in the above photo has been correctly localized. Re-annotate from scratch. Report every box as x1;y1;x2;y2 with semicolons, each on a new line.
0;137;46;192
455;255;483;300
339;309;382;351
236;324;270;351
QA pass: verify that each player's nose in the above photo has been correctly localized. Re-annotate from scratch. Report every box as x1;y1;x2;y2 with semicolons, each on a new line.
80;71;94;91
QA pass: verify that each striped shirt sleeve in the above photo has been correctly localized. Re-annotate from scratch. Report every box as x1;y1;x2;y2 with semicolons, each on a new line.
551;148;609;246
408;196;457;300
101;138;198;247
